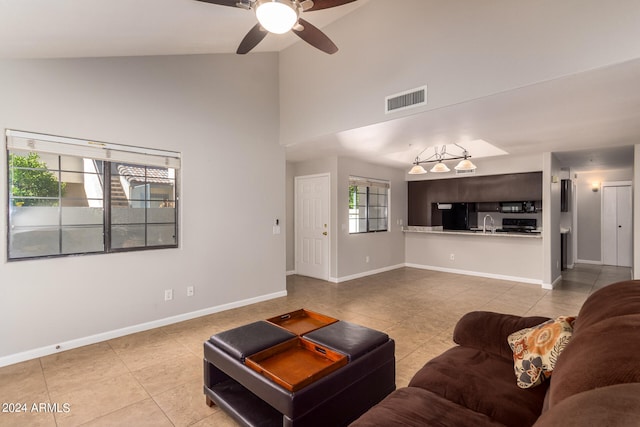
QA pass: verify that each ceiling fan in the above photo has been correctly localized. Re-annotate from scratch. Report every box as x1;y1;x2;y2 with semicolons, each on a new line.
196;0;357;54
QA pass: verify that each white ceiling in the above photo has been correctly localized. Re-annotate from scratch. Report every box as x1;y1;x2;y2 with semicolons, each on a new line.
0;0;367;58
1;0;637;173
286;57;640;172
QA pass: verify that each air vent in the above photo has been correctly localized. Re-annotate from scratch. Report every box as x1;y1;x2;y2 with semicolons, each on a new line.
456;169;476;176
385;86;427;114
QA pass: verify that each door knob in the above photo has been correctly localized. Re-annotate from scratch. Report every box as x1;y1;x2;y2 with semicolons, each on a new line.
322;232;328;236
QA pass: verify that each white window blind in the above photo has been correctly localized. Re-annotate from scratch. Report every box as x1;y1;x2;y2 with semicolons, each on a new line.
348;176;390;189
6;130;181;169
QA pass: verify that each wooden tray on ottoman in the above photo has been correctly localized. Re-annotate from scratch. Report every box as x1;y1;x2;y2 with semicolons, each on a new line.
266;309;338;335
245;338;348;392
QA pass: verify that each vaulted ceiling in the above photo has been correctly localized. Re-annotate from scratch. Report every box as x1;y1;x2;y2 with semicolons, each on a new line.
1;0;638;172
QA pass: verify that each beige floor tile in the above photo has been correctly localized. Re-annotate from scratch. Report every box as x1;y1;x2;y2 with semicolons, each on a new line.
153;379;217;427
0;396;57;427
52;373;149;427
190;410;239;427
107;328;170;352
480;301;532;317
40;342;113;371
385;325;432;360
132;353;202;396
0;264;630;427
395;337;455;388
80;398;172;427
110;337;192;372
0;359;46;403
42;343;129;397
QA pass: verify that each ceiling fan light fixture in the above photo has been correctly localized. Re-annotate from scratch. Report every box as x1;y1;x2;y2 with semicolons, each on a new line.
430;162;450;173
255;0;299;34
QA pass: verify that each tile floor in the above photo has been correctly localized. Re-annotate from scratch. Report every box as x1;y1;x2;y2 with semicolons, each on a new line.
0;264;631;427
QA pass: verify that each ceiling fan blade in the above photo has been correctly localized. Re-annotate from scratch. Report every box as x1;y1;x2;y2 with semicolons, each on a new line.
292;18;338;54
304;0;357;12
194;0;244;7
237;23;268;54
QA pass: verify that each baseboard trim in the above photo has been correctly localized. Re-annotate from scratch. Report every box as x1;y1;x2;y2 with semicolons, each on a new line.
543;275;563;290
331;264;405;283
576;259;602;265
0;290;287;368
405;263;543;286
286;270;296;276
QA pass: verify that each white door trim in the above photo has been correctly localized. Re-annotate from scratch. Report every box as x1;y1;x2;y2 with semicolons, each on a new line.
294;173;331;280
601;181;633;267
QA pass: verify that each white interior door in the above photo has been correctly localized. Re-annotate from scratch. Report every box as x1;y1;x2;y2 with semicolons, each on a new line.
602;184;632;267
295;174;330;280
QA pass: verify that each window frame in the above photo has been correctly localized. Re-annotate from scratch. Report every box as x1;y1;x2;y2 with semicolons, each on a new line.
348;176;390;234
6;130;180;261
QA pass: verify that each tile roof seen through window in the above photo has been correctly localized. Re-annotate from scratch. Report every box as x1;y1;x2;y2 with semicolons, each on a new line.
117;164;173;185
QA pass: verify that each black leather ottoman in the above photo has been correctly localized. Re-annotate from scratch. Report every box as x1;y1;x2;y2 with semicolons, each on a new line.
203;319;395;427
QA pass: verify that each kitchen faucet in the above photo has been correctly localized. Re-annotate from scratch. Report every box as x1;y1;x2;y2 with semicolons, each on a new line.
483;214;495;233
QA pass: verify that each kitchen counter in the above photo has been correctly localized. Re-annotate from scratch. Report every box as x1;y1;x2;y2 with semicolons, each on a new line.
403;226;542;239
404;227;543;284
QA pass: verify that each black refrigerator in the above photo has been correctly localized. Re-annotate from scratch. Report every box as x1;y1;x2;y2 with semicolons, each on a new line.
442;203;478;230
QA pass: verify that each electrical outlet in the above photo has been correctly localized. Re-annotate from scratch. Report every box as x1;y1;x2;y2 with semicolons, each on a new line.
164;289;173;301
365;256;370;263
450;253;455;261
187;286;194;297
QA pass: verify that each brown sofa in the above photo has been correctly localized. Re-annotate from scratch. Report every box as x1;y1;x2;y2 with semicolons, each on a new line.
352;280;640;426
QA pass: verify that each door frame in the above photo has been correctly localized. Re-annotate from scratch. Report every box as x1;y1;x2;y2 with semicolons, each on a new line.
294;173;331;281
601;181;633;266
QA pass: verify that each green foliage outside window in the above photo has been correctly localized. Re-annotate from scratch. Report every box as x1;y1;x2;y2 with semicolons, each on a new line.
9;152;65;206
349;185;358;209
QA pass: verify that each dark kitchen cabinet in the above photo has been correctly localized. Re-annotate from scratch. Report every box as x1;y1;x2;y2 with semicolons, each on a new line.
561;179;571;212
429;179;458;202
408;181;430;225
466;173;542;202
477;202;500;212
408;172;543;225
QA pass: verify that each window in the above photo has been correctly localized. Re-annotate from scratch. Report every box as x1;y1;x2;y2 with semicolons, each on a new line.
6;130;180;260
348;176;389;234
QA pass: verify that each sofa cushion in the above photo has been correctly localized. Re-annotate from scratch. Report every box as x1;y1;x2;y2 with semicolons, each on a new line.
507;316;575;388
534;383;640;427
453;311;550;361
350;386;505;427
409;346;548;427
548;313;640;407
574;280;640;333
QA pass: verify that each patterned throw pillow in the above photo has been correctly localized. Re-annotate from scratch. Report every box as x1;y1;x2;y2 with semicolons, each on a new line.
507;316;576;388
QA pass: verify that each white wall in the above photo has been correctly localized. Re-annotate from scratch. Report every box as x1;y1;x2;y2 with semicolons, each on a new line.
336;157;406;280
280;0;640;146
574;168;633;263
0;54;286;365
542;153;562;287
405;233;543;284
286;157;406;281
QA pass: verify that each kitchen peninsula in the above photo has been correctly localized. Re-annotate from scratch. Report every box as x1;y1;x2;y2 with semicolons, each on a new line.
405;172;544;284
